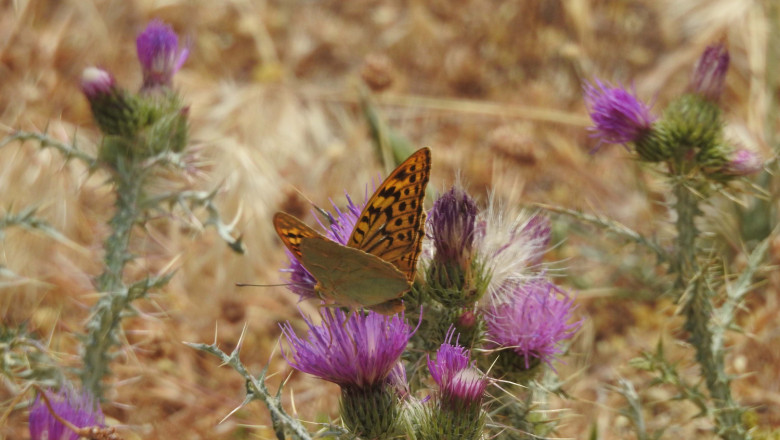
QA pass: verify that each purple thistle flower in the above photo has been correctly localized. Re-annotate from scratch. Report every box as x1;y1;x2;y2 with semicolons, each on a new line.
484;279;581;369
136;20;189;90
29;387;104;440
691;43;729;101
280;193;365;300
280;254;318;299
430;187;479;267
281;308;414;389
478;196;551;296
445;368;489;404
80;67;116;99
427;329;470;388
428;328;487;408
583;79;656;148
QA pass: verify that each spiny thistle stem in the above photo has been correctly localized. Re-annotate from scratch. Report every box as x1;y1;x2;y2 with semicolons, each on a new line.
0;130;97;167
673;180;748;440
80;165;145;399
186;341;315;440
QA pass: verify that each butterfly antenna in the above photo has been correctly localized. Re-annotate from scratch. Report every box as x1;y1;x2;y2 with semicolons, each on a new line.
235;282;306;288
313;202;337;226
286;184;336;225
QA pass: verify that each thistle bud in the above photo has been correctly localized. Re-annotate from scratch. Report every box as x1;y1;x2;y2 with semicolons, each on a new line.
722;147;762;176
80;67;114;98
80;67;141;138
657;93;722;160
136;20;189;91
705;145;763;181
691;43;729;102
426;187;486;307
431;187;479;268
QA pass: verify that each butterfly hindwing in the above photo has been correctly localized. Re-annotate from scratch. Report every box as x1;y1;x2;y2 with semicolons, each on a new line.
299;237;409;309
348;147;431;281
273;212;325;260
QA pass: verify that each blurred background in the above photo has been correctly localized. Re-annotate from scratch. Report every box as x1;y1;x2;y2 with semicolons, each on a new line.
1;0;777;438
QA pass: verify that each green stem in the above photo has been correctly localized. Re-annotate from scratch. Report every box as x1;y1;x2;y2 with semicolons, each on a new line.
674;182;748;440
80;166;144;399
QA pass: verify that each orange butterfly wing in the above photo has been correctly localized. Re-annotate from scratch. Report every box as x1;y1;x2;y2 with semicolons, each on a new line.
347;147;431;281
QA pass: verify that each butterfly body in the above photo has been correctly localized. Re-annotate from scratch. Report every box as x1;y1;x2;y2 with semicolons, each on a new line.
273;147;431;315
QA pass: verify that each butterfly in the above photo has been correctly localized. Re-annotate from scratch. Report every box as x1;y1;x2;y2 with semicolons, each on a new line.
273;147;431;315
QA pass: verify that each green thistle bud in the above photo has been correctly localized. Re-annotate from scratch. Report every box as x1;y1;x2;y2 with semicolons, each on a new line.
657;94;723;159
133;94;190;157
633;127;674;162
425;187;489;307
81;67;143;138
425;257;490;308
340;385;401;439
418;397;486;440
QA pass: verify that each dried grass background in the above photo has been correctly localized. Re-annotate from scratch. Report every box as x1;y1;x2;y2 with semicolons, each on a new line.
1;0;778;438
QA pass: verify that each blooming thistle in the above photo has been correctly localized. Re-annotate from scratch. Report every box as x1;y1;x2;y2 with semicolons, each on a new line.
428;329;487;405
280;308;414;437
29;387;104;440
583;79;656;149
136;20;189;91
420;329;487;440
280;194;363;301
691;43;730;102
484;279;581;379
477;195;552;300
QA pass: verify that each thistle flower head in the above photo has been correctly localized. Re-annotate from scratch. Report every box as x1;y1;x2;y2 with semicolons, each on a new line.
281;308;414;389
583;79;656;148
280;193;364;300
428;328;487;404
691;43;729;101
29;387;104;440
80;67;116;98
478;196;551;298
445;367;489;404
484;279;581;369
427;329;470;388
136;20;189;90
430;186;479;267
